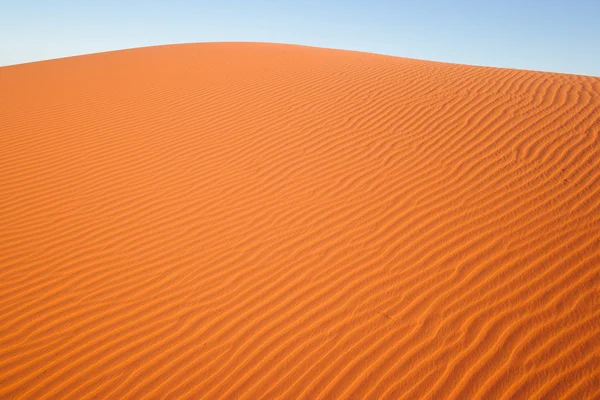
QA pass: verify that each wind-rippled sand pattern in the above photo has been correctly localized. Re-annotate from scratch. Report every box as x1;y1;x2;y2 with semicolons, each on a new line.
0;43;599;399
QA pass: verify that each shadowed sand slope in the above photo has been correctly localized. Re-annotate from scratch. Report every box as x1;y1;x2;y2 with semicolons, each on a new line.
1;43;599;399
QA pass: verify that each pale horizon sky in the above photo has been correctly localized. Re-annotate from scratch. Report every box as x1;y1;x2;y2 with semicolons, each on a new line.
1;0;599;77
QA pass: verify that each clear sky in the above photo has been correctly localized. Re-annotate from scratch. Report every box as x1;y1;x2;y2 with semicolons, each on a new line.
1;0;598;76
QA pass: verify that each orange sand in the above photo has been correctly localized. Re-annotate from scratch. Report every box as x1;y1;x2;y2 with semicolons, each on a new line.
0;43;599;399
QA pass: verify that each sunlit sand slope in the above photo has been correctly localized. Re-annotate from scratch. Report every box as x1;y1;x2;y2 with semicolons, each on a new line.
0;43;599;399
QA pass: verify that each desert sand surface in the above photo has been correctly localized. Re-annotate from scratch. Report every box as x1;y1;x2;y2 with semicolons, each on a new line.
0;42;599;399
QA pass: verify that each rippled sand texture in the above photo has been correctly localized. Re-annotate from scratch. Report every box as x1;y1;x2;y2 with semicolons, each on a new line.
1;43;599;399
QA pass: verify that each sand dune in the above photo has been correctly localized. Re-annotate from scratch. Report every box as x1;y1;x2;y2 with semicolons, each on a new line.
0;42;599;399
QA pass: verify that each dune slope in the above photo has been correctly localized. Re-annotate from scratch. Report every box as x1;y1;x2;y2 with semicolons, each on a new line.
0;43;599;399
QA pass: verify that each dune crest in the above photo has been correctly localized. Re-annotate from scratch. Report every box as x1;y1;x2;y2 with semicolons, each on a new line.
1;43;599;399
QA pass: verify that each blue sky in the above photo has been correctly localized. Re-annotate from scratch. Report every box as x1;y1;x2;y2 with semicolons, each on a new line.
1;0;598;76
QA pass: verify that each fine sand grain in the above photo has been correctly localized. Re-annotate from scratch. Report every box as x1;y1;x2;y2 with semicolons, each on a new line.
0;43;599;399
